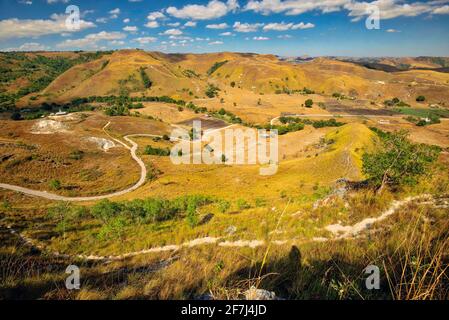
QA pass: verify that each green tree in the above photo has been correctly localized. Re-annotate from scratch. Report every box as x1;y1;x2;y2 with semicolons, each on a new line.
416;95;426;102
362;130;440;192
305;99;314;108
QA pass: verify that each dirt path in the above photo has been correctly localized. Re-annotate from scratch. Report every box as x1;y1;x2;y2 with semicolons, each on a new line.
5;194;442;262
0;122;149;202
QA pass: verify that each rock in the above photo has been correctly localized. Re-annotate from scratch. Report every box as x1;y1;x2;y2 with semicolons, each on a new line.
244;286;276;300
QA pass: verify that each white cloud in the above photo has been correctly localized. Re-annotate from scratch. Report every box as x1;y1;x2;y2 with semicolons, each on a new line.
2;42;49;52
386;28;401;33
206;23;229;29
133;37;158;44
0;14;95;40
253;36;270;40
245;0;449;20
109;40;125;46
123;26;138;32
109;8;121;15
263;22;314;31
167;22;181;27
57;31;126;49
184;21;197;27
208;40;224;45
233;21;264;32
145;21;160;28
47;0;69;3
166;0;239;20
160;28;183;36
277;34;292;39
147;11;166;20
123;18;130;23
245;0;350;16
433;5;449;14
220;31;234;36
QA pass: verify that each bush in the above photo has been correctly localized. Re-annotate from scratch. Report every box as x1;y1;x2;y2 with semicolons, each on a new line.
49;179;62;190
305;99;314;108
362;130;440;190
205;84;220;98
10;112;22;120
416;95;426;102
144;145;170;156
207;60;228;76
236;199;250;210
140;67;152;89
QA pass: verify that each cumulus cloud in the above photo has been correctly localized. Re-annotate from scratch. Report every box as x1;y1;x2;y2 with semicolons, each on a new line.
147;11;166;20
253;36;270;40
433;5;449;14
206;23;229;29
166;0;239;20
160;28;183;36
123;26;138;32
145;21;160;28
2;42;49;52
233;21;264;32
263;21;314;31
245;0;449;20
57;31;126;49
245;0;349;16
133;37;158;44
220;31;234;36
0;14;96;40
184;21;197;27
208;40;224;45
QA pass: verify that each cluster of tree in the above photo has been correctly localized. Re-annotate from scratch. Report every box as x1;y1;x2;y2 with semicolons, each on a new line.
47;195;215;239
362;129;441;192
260;122;305;135
207;60;228;76
205;84;220;98
183;69;200;78
144;145;171;156
279;116;345;129
139;67;152;89
0;51;113;109
384;97;410;107
405;114;441;127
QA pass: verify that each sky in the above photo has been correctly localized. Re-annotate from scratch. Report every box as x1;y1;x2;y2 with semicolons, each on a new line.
0;0;448;57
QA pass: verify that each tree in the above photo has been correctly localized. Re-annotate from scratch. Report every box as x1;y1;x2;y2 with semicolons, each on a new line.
305;99;314;108
140;67;152;89
362;130;440;192
230;81;236;88
205;84;220;98
10;112;22;120
416;95;426;102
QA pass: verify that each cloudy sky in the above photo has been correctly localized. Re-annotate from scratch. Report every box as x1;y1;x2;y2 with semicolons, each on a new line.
0;0;448;56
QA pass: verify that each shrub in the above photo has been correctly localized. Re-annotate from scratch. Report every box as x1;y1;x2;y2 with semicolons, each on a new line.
10;112;22;120
49;179;61;190
362;130;440;190
236;199;250;210
305;99;314;108
139;67;152;89
218;200;230;213
416;95;426;102
205;84;220;98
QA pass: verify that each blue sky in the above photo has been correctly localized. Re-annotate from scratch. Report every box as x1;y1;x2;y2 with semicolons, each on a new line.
0;0;448;56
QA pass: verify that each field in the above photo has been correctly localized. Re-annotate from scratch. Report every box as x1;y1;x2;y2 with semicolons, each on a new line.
0;50;448;300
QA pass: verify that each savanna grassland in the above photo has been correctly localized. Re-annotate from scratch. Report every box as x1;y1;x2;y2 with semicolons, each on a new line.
0;50;448;300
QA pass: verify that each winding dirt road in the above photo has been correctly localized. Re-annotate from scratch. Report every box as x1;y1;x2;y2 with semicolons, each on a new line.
0;122;149;202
